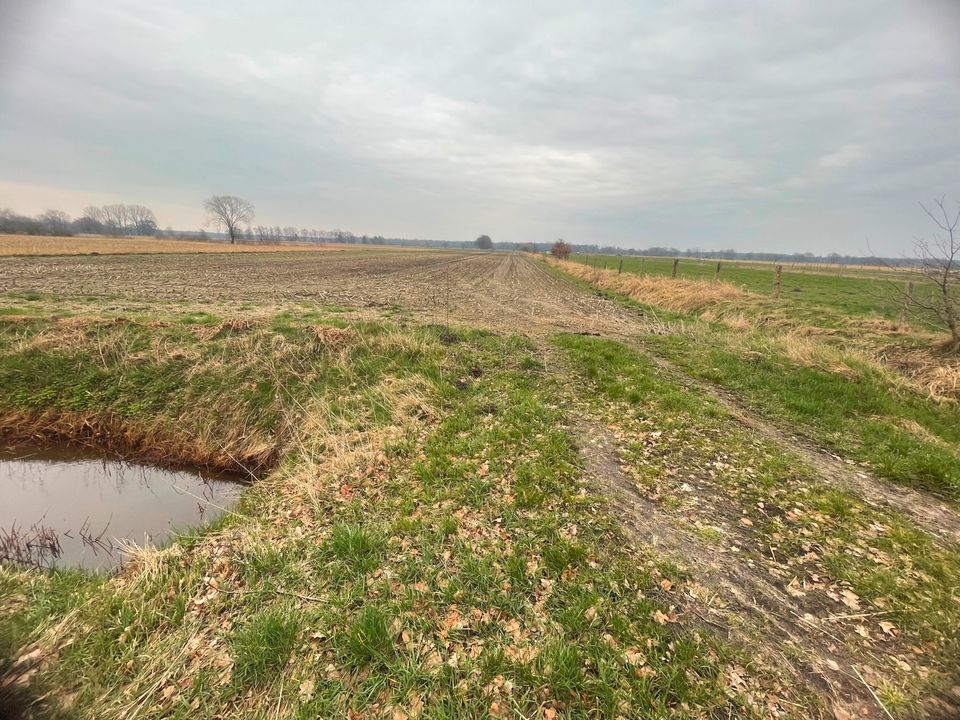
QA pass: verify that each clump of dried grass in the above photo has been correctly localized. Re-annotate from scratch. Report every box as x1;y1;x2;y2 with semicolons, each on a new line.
778;332;862;379
193;318;256;342
311;325;356;352
547;257;747;313
883;346;960;402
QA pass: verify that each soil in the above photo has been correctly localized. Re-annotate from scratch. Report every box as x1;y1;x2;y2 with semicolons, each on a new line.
0;250;640;337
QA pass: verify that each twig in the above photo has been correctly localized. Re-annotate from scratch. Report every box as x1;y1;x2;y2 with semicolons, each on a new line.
823;610;890;622
205;578;324;604
852;664;895;720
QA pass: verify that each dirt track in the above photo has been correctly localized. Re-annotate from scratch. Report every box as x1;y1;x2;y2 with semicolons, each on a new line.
1;250;639;336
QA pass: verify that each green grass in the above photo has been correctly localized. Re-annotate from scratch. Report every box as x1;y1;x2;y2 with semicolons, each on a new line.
571;253;951;327
3;284;959;717
232;610;301;685
0;309;752;718
648;329;960;500
556;334;960;698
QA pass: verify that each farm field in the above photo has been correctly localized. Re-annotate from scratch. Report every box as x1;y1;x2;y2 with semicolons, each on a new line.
1;248;959;719
0;234;357;257
569;253;932;324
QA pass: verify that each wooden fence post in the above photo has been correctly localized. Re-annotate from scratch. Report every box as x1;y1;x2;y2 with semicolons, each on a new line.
900;281;914;329
618;257;623;274
773;264;782;299
714;261;721;281
672;258;679;279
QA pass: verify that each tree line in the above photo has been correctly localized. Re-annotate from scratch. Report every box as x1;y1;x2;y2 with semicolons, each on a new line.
0;195;939;271
0;204;158;237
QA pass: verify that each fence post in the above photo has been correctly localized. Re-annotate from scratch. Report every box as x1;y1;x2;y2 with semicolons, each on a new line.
900;281;914;329
618;257;623;274
714;261;721;281
773;264;782;299
672;258;679;279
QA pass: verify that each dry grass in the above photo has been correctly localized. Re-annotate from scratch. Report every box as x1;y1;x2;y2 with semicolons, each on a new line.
0;408;279;473
0;234;352;256
777;331;863;379
883;346;960;402
546;256;747;313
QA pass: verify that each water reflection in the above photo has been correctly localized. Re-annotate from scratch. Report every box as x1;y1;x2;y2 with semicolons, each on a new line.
0;446;245;571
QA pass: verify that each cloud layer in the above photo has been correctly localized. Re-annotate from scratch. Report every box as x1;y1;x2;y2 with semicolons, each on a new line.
1;0;958;253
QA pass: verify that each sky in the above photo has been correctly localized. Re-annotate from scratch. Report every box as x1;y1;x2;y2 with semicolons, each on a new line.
0;0;958;255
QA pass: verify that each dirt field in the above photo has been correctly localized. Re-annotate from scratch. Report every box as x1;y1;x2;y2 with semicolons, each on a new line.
1;250;641;335
0;234;355;256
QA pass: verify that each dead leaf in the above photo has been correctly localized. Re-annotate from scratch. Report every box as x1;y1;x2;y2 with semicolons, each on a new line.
299;679;315;700
839;589;861;610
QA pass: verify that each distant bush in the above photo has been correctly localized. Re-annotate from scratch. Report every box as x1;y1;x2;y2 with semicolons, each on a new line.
551;240;572;259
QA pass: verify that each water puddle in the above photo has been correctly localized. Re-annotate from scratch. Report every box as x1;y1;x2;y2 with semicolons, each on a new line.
0;445;245;571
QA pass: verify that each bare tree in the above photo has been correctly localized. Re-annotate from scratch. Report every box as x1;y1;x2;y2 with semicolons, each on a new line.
204;195;254;244
899;196;960;351
81;206;107;225
102;204;130;234
127;205;158;236
37;209;71;235
475;234;493;250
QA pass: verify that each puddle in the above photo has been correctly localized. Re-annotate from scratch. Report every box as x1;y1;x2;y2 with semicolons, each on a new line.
0;445;245;571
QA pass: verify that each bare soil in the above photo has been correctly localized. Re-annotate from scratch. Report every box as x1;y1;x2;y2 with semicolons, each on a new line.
0;250;641;336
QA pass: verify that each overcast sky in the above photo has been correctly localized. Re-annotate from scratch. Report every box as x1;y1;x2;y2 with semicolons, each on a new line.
1;1;958;254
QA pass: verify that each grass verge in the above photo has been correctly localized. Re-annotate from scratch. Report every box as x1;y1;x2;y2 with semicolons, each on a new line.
1;309;759;719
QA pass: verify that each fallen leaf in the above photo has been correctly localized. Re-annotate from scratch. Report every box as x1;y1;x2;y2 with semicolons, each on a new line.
840;589;861;610
299;679;315;700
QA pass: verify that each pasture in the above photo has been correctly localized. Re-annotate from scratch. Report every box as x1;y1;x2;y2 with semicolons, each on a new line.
1;245;958;719
571;252;934;324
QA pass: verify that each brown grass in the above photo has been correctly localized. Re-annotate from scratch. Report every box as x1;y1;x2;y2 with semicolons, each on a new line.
0;409;277;473
546;256;747;313
0;234;354;257
883;346;960;402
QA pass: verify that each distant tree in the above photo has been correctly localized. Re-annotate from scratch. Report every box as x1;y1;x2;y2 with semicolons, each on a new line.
81;205;107;226
551;239;572;259
204;195;254;244
897;196;960;351
127;205;158;236
101;204;130;234
37;209;71;235
475;234;493;250
72;213;106;235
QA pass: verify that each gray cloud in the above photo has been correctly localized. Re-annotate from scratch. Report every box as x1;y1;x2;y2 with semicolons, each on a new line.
1;0;958;253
